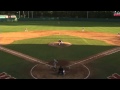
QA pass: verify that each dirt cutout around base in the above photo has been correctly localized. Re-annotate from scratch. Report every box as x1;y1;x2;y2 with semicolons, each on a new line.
48;42;72;48
32;60;89;79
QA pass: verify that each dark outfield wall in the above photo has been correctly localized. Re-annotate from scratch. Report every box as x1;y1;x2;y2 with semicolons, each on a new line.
0;18;17;22
18;17;120;22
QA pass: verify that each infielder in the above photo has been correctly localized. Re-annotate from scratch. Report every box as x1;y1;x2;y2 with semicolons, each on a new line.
82;27;85;32
25;28;28;32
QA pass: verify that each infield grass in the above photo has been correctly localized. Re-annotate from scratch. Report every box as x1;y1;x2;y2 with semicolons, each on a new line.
3;35;116;61
85;51;120;79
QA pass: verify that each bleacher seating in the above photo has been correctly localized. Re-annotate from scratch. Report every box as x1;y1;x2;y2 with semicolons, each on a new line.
107;73;120;79
0;72;16;79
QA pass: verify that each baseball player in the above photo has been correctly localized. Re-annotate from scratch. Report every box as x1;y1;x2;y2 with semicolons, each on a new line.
58;39;63;45
25;28;28;32
58;66;65;75
82;27;85;32
53;59;58;70
117;33;120;39
63;69;65;75
58;40;61;45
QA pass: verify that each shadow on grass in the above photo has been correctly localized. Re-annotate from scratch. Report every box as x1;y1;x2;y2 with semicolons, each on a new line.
0;44;119;79
0;50;35;79
2;44;117;61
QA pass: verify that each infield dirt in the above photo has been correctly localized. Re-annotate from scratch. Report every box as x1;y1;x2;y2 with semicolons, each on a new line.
0;30;120;46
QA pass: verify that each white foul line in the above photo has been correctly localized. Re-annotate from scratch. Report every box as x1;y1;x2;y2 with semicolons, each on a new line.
67;47;120;79
0;45;52;67
67;47;120;67
30;64;38;79
0;45;120;79
82;64;90;79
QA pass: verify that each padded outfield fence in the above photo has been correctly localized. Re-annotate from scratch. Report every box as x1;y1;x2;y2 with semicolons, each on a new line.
18;18;120;22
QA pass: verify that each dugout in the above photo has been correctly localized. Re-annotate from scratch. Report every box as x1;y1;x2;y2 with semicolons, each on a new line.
0;15;17;22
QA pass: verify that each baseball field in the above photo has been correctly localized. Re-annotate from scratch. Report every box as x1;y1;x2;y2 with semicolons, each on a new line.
0;21;120;79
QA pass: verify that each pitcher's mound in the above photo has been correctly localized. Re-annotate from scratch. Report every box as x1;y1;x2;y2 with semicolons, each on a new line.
48;42;72;48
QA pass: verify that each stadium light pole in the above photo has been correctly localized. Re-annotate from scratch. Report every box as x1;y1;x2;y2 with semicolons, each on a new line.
32;11;33;18
28;11;29;18
19;11;20;18
23;11;25;18
87;11;89;19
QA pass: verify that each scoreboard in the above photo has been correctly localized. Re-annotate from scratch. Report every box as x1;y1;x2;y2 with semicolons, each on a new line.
0;15;8;18
0;15;17;22
0;15;16;19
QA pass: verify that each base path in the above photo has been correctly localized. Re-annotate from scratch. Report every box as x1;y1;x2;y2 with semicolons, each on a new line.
0;30;120;79
0;45;52;67
67;47;120;67
0;45;120;79
31;47;120;79
0;30;120;46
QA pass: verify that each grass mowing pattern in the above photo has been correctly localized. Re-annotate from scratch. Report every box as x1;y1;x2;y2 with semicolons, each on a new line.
3;35;116;61
85;51;120;79
0;21;120;34
0;51;35;79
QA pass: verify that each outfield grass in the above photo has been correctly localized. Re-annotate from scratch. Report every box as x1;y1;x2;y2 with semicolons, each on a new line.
0;51;35;79
3;35;116;61
85;51;120;79
0;21;120;34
